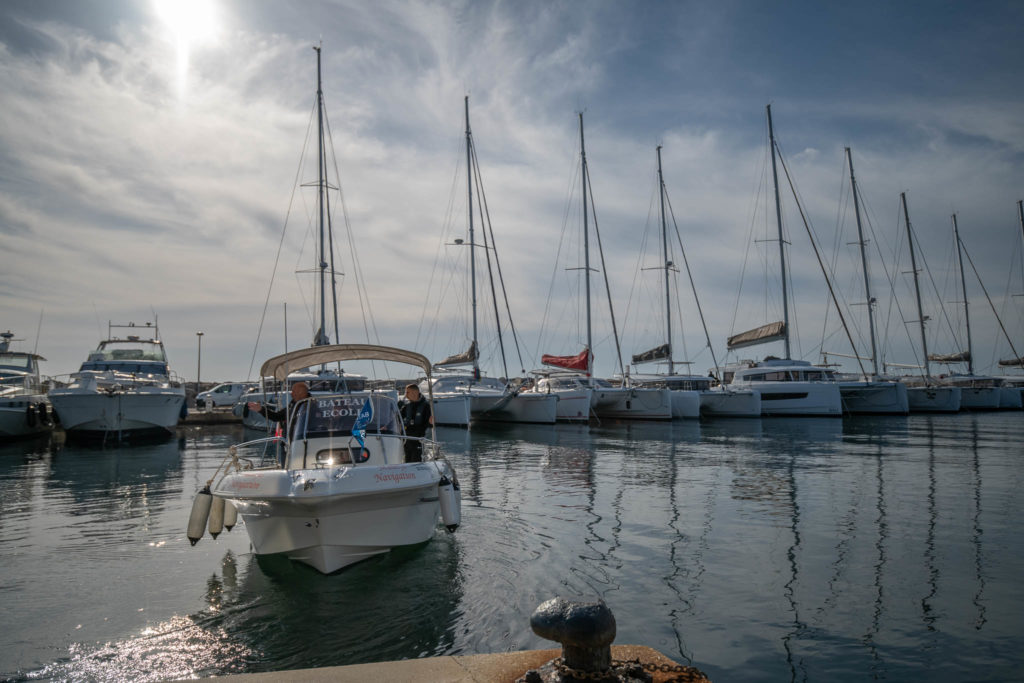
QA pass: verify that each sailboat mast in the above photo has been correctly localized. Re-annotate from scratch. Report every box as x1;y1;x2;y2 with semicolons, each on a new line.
846;148;879;377
1018;200;1024;289
580;113;593;376
466;96;479;378
767;105;791;359
657;146;673;375
311;46;329;346
901;193;931;379
952;213;973;375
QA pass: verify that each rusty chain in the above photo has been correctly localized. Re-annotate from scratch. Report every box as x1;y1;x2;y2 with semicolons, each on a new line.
550;657;710;682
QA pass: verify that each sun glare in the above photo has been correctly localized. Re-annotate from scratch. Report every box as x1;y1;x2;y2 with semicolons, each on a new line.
153;0;217;95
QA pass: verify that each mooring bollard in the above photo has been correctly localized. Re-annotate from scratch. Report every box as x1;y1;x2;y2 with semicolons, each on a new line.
518;597;652;683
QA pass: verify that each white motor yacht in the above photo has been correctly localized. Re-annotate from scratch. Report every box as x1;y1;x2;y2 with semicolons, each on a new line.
199;344;461;574
724;358;842;417
49;322;185;441
0;331;54;439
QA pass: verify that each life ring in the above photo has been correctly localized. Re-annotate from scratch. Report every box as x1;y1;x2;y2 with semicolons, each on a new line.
25;403;37;427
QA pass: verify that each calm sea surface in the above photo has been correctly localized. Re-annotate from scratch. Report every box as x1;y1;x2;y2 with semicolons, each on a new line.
1;414;1022;682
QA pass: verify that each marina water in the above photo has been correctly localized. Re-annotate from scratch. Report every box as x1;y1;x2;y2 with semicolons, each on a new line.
2;415;1022;681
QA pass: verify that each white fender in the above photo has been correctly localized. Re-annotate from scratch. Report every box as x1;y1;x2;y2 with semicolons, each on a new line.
223;501;238;531
187;487;213;546
438;475;461;532
208;495;225;539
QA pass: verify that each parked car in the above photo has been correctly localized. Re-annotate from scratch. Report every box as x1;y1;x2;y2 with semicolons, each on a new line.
196;382;256;408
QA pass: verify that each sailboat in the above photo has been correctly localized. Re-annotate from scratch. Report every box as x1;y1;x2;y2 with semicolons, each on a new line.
193;48;462;574
995;200;1024;406
829;148;908;414
538;113;671;421
627;146;759;418
723;105;842;417
892;192;962;412
932;214;1002;409
428;97;557;425
0;330;54;439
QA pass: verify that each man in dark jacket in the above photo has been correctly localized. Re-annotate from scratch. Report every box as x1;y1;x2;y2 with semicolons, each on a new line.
247;381;310;440
400;383;431;462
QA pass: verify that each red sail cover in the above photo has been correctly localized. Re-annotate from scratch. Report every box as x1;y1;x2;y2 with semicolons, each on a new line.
542;348;590;372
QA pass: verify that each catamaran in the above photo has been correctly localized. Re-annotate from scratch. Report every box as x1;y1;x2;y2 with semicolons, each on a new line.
430;97;557;425
723;106;841;417
627;146;759;418
536;113;671;420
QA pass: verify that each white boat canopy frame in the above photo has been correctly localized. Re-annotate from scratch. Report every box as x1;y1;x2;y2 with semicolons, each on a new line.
260;344;434;381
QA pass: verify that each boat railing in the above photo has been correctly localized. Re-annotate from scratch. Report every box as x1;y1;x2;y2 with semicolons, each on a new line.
229;436;288;469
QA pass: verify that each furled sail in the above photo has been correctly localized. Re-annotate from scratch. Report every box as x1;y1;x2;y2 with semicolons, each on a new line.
541;348;590;372
998;356;1024;367
436;341;478;367
727;321;786;351
927;351;971;363
631;343;670;365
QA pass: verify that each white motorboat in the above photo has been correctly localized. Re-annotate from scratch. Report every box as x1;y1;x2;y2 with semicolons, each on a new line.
197;344;461;574
48;322;185;441
0;331;54;439
523;371;592;423
724;358;842;417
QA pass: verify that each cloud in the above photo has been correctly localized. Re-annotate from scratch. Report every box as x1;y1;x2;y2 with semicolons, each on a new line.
0;1;1022;381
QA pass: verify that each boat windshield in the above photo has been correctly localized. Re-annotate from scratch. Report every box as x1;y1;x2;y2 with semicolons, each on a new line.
301;394;402;438
0;354;33;372
79;361;169;375
92;341;167;362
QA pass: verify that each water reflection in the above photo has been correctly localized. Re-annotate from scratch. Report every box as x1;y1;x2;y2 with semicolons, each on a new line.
3;414;1023;682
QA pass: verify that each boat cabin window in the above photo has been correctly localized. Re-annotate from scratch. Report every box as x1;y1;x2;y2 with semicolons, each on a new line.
0;354;33;371
92;341;167;362
746;371;790;382
79;361;169;375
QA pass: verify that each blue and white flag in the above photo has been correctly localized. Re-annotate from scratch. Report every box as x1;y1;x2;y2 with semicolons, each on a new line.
351;398;373;462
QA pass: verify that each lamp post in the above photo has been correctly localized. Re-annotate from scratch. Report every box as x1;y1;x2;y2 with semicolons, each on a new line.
196;331;204;404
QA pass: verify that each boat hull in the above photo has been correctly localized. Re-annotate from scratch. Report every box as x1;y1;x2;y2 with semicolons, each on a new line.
216;462;444;574
552;388;592;422
49;389;183;439
839;381;909;415
470;393;558;424
0;395;53;439
906;386;961;413
699;389;761;417
958;386;1001;411
997;386;1022;410
735;382;842;417
591;387;672;420
430;394;472;426
669;390;701;419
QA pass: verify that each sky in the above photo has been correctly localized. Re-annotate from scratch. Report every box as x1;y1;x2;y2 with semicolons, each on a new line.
1;0;1023;383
